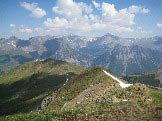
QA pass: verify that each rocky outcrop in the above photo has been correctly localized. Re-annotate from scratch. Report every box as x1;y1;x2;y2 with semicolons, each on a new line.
97;83;152;104
40;95;55;109
62;82;119;109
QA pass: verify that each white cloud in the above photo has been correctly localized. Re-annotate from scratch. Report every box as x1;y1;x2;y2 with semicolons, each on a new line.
50;0;93;33
45;0;150;36
101;4;149;27
137;27;142;30
30;7;46;18
128;5;141;13
78;2;93;14
157;23;162;28
116;27;134;33
34;27;42;32
19;25;32;33
52;0;92;19
19;28;32;33
91;23;106;30
92;0;100;8
43;0;149;35
44;17;70;29
20;2;46;18
128;5;150;14
141;8;150;13
102;2;117;16
102;3;135;26
22;0;149;37
20;2;37;11
10;24;16;28
89;14;99;22
52;0;82;18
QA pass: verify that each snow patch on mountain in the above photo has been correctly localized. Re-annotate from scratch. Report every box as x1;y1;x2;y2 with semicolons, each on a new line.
11;41;16;47
103;70;133;88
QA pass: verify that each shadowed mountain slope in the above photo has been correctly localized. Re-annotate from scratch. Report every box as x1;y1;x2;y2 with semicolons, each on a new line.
0;59;83;115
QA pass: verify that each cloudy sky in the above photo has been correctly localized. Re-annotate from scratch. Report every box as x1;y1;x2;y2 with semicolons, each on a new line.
0;0;162;39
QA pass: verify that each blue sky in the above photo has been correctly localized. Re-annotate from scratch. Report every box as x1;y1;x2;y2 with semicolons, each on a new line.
0;0;162;39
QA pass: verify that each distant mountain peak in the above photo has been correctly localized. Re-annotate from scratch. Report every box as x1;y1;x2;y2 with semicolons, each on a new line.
103;33;119;39
8;36;18;40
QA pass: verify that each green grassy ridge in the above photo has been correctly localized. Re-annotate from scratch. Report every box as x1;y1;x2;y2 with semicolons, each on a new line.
0;59;84;116
0;59;83;84
44;67;162;111
46;67;120;110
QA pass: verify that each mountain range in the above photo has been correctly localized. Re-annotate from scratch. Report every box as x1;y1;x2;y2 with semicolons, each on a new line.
1;33;162;75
